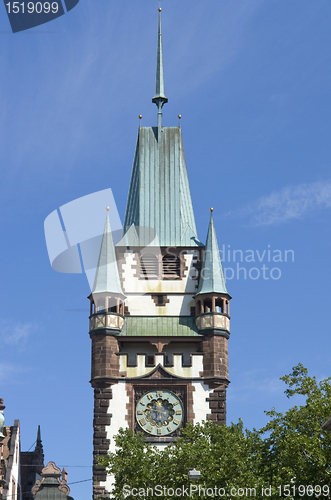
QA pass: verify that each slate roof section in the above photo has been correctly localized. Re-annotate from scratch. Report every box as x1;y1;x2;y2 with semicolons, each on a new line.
92;211;125;297
119;316;201;337
195;211;228;295
123;126;203;248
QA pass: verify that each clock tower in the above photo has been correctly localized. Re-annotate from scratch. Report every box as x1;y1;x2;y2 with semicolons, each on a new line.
89;9;231;499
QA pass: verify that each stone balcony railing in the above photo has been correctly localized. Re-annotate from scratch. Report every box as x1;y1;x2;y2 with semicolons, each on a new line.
195;312;230;334
89;311;125;333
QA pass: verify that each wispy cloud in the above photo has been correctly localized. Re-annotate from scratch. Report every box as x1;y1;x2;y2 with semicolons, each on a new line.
231;180;331;226
0;362;19;384
0;321;33;346
228;372;284;403
0;361;31;385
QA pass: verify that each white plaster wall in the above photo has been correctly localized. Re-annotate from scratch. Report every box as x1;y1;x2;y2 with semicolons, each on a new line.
121;252;199;295
192;382;213;425
126;294;193;316
103;382;129;494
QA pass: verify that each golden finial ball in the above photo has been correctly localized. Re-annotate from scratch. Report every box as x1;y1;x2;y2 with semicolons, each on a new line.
139;115;142;119
158;7;162;11
106;206;110;211
178;114;182;119
210;207;213;212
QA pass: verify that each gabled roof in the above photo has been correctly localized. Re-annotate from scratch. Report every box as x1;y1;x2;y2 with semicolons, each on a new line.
92;211;125;297
123;127;202;247
196;211;228;296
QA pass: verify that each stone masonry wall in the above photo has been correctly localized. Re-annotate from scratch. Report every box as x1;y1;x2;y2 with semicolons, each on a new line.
91;335;119;380
202;335;228;379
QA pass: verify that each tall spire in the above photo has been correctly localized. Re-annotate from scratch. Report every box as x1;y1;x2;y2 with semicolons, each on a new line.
152;6;168;130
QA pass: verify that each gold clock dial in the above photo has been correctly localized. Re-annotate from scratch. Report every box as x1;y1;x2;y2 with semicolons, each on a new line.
136;389;183;436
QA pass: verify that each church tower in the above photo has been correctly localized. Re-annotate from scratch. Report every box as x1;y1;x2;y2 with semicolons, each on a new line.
89;9;231;498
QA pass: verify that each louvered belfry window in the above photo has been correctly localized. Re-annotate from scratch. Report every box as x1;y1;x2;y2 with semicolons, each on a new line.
140;253;159;278
162;253;181;278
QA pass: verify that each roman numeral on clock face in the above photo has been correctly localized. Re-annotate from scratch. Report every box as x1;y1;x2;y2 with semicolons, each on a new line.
136;390;183;436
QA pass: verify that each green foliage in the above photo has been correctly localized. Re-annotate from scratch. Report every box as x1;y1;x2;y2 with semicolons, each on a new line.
259;363;331;495
98;365;331;499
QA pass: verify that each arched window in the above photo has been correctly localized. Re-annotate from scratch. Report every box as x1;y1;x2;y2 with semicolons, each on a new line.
162;254;181;278
140;253;159;278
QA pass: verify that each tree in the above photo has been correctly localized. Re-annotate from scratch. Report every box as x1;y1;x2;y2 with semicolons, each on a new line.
99;365;331;499
258;363;331;497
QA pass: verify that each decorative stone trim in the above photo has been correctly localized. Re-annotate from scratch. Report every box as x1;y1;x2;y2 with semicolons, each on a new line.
125;383;134;431
93;387;112;499
151;294;170;307
130;252;141;280
186;382;195;423
178;251;189;279
115;249;129;291
206;386;227;426
191;249;202;283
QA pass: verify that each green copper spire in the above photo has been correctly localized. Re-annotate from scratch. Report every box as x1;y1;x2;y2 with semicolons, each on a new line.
123;127;202;247
196;209;228;295
122;8;202;248
92;209;125;298
152;7;168;130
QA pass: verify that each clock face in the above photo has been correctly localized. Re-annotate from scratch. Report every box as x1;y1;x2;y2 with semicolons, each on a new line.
136;389;184;436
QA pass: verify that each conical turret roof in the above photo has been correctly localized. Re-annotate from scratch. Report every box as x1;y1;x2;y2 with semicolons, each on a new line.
196;210;228;296
92;210;125;298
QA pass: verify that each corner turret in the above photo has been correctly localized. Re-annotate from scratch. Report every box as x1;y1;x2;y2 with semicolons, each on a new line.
89;208;126;334
195;209;231;337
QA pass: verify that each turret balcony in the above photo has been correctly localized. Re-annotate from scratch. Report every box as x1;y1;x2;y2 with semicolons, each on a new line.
195;312;230;336
89;311;125;334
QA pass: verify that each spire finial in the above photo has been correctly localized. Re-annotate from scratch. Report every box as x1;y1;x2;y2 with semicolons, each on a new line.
152;4;168;131
210;207;213;212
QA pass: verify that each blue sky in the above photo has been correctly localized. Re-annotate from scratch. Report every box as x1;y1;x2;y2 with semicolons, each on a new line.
1;0;331;498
